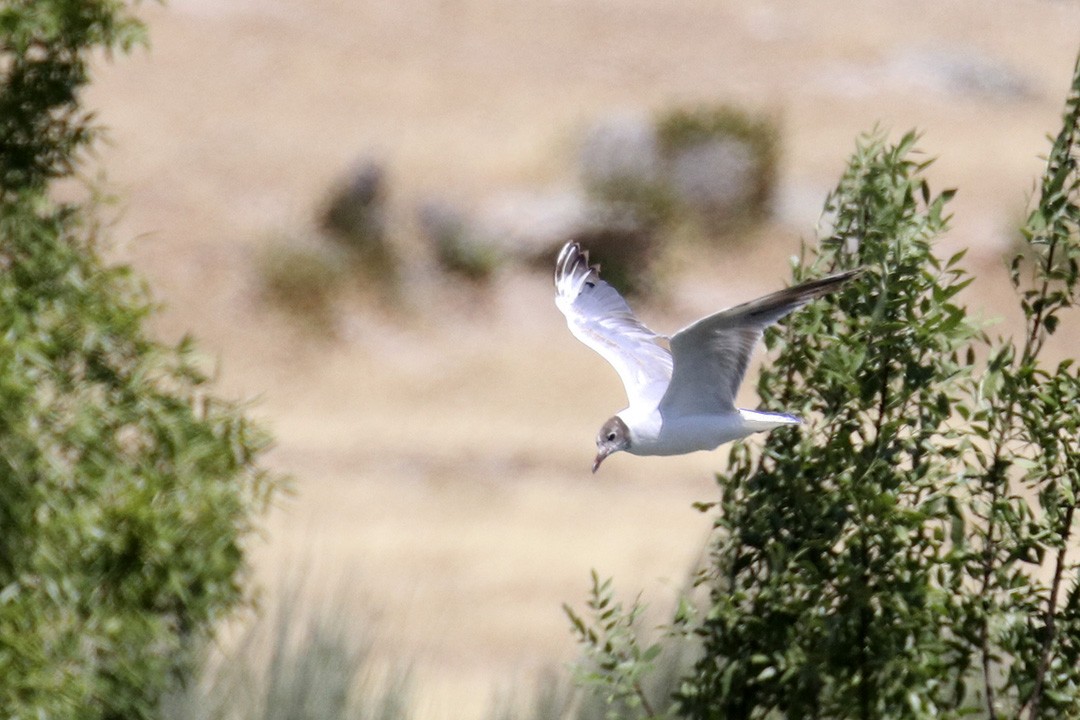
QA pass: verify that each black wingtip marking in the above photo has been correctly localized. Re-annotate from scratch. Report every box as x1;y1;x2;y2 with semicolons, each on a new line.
555;240;603;288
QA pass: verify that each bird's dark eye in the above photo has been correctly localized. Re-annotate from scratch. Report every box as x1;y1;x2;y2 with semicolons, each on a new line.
606;432;617;442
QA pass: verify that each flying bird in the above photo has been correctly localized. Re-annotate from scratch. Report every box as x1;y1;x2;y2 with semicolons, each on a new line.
554;241;859;472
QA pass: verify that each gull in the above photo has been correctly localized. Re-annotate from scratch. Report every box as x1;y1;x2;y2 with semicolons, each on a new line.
554;241;859;472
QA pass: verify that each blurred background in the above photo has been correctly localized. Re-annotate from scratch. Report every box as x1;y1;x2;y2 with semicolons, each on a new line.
85;1;1079;717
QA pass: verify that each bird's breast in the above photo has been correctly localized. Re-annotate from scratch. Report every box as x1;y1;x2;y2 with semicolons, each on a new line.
628;412;748;456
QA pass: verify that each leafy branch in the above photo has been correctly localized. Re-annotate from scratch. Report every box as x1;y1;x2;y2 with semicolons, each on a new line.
564;571;669;720
567;50;1080;720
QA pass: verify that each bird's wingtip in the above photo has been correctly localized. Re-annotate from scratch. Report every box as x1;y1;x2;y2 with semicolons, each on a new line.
555;241;581;284
555;240;600;289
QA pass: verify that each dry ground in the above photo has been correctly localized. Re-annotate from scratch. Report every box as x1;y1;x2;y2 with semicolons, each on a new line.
86;1;1079;716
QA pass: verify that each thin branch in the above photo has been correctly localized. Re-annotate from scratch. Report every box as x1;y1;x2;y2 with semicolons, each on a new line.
978;461;1003;720
1023;238;1058;362
857;533;873;720
1025;503;1076;720
633;680;657;719
976;396;1023;720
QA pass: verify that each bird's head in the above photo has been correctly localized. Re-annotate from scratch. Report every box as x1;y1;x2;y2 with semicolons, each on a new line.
593;416;631;473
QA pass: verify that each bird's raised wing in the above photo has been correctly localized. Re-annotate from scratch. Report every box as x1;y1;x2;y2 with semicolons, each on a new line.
659;270;860;417
554;242;673;410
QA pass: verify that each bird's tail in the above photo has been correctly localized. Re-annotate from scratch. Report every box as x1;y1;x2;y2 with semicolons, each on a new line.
738;409;801;434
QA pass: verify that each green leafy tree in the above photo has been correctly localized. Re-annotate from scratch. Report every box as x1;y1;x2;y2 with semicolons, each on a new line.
567;53;1080;720
680;127;974;719
971;50;1080;719
0;2;279;718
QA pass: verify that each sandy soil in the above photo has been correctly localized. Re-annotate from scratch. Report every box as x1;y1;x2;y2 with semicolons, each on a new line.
84;1;1079;716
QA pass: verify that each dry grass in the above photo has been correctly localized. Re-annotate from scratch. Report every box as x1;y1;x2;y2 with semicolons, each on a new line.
84;1;1080;717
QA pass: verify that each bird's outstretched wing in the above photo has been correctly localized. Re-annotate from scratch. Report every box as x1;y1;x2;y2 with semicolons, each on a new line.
659;269;860;417
554;242;673;410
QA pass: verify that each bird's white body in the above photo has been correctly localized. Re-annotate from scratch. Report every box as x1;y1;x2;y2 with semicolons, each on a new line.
618;406;799;456
553;241;857;471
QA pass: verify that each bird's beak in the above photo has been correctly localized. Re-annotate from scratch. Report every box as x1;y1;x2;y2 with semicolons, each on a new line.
592;448;610;474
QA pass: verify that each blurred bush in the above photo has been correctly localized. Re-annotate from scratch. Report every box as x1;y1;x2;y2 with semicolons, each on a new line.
257;234;348;328
655;105;779;232
418;199;501;283
259;159;401;324
581;104;779;237
319;159;398;280
0;3;280;718
309;106;778;301
556;571;699;720
580;111;677;230
574;104;780;297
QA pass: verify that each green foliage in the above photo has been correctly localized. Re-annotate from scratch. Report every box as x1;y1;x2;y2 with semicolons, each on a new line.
0;212;276;714
562;570;704;720
969;51;1080;720
569;53;1080;720
0;0;147;195
564;572;671;720
0;2;280;719
682;128;976;720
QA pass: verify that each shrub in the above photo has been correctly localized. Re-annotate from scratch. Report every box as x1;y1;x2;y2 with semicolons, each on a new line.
655;105;780;232
319;159;398;281
492;572;696;720
567;52;1080;720
562;572;698;720
0;3;280;718
577;104;780;299
0;1;143;194
418;199;502;283
257;234;348;328
580;112;678;232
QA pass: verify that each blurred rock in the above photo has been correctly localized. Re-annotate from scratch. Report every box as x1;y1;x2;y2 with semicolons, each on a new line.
580;110;663;190
418;198;500;282
580;110;676;227
668;136;758;226
888;47;1034;100
473;188;659;296
320;158;389;252
815;47;1035;101
655;104;779;234
473;190;597;263
417;199;467;248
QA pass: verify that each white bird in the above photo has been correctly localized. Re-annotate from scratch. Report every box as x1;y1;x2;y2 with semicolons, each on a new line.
554;241;858;472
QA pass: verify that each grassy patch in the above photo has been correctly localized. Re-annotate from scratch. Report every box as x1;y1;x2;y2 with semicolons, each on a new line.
164;579;411;720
